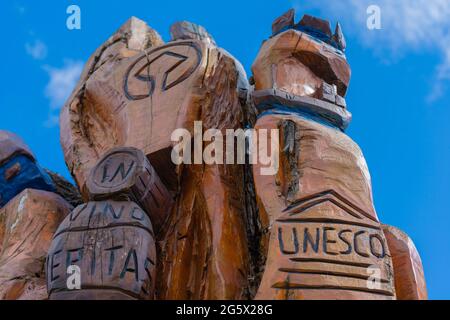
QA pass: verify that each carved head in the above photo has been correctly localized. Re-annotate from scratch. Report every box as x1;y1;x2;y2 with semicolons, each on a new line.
252;9;351;107
0;131;55;207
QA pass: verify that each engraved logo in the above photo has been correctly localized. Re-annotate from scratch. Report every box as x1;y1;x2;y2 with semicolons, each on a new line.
272;190;394;297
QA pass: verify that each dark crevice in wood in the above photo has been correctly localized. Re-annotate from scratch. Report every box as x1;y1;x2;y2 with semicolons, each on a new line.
241;90;264;300
46;169;82;208
280;120;300;203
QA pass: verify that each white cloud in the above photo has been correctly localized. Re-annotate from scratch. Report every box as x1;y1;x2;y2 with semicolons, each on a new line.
25;40;48;60
43;60;83;127
294;0;450;102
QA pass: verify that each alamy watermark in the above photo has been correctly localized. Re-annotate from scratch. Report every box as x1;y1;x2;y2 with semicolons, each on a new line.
171;121;279;176
367;265;383;290
66;5;81;30
367;4;382;30
66;265;81;290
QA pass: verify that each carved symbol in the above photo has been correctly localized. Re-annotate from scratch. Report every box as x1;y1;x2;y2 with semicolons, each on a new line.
123;42;202;101
47;200;156;300
91;150;138;190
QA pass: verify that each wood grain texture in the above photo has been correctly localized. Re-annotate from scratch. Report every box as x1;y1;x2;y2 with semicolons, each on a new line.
156;28;253;300
47;200;156;300
60;17;218;195
383;224;428;300
252;114;396;300
249;17;415;299
0;189;72;300
60;17;164;196
60;17;254;300
252;29;350;98
272;9;295;35
86;147;173;232
0;130;35;166
170;21;216;46
45;170;83;208
48;12;427;301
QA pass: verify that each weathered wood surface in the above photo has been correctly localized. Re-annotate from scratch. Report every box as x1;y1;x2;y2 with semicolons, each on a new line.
61;17;212;194
45;169;83;208
0;130;56;208
47;200;156;300
0;131;80;300
252;88;351;130
250;11;398;300
86;147;173;231
252;22;350;99
272;9;295;35
0;189;72;300
0;130;35;165
383;224;428;300
252;115;396;299
60;17;255;300
45;10;427;301
157;24;254;299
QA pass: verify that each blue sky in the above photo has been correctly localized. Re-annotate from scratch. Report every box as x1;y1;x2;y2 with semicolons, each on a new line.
1;0;449;299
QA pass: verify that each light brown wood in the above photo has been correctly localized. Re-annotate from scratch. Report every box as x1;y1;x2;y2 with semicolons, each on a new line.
60;17;255;300
47;200;156;300
61;17;209;195
252;29;350;98
250;14;400;299
86;147;173;231
383;224;428;300
0;189;72;300
0;130;35;165
157;32;253;300
272;9;295;35
49;11;428;301
252;115;396;300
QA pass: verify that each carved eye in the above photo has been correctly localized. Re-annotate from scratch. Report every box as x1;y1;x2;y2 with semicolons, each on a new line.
123;43;202;101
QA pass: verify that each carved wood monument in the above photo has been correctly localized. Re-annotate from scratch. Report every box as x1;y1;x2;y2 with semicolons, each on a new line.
0;9;427;300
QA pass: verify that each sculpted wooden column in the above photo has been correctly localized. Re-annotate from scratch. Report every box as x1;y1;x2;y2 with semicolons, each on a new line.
59;18;254;299
250;10;427;300
52;10;427;301
47;147;165;300
0;131;74;300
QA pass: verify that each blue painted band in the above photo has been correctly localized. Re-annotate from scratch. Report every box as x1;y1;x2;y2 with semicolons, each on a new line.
257;104;343;132
0;155;55;208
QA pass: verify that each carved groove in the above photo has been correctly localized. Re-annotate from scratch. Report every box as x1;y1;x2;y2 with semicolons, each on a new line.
278;268;390;283
123;41;202;101
289;257;373;268
54;223;154;239
283;189;378;223
276;218;381;230
271;283;395;297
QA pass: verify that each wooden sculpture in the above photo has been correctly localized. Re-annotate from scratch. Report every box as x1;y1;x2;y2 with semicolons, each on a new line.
86;147;173;230
54;11;427;300
59;17;254;300
0;9;427;300
47;147;160;299
251;10;427;300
